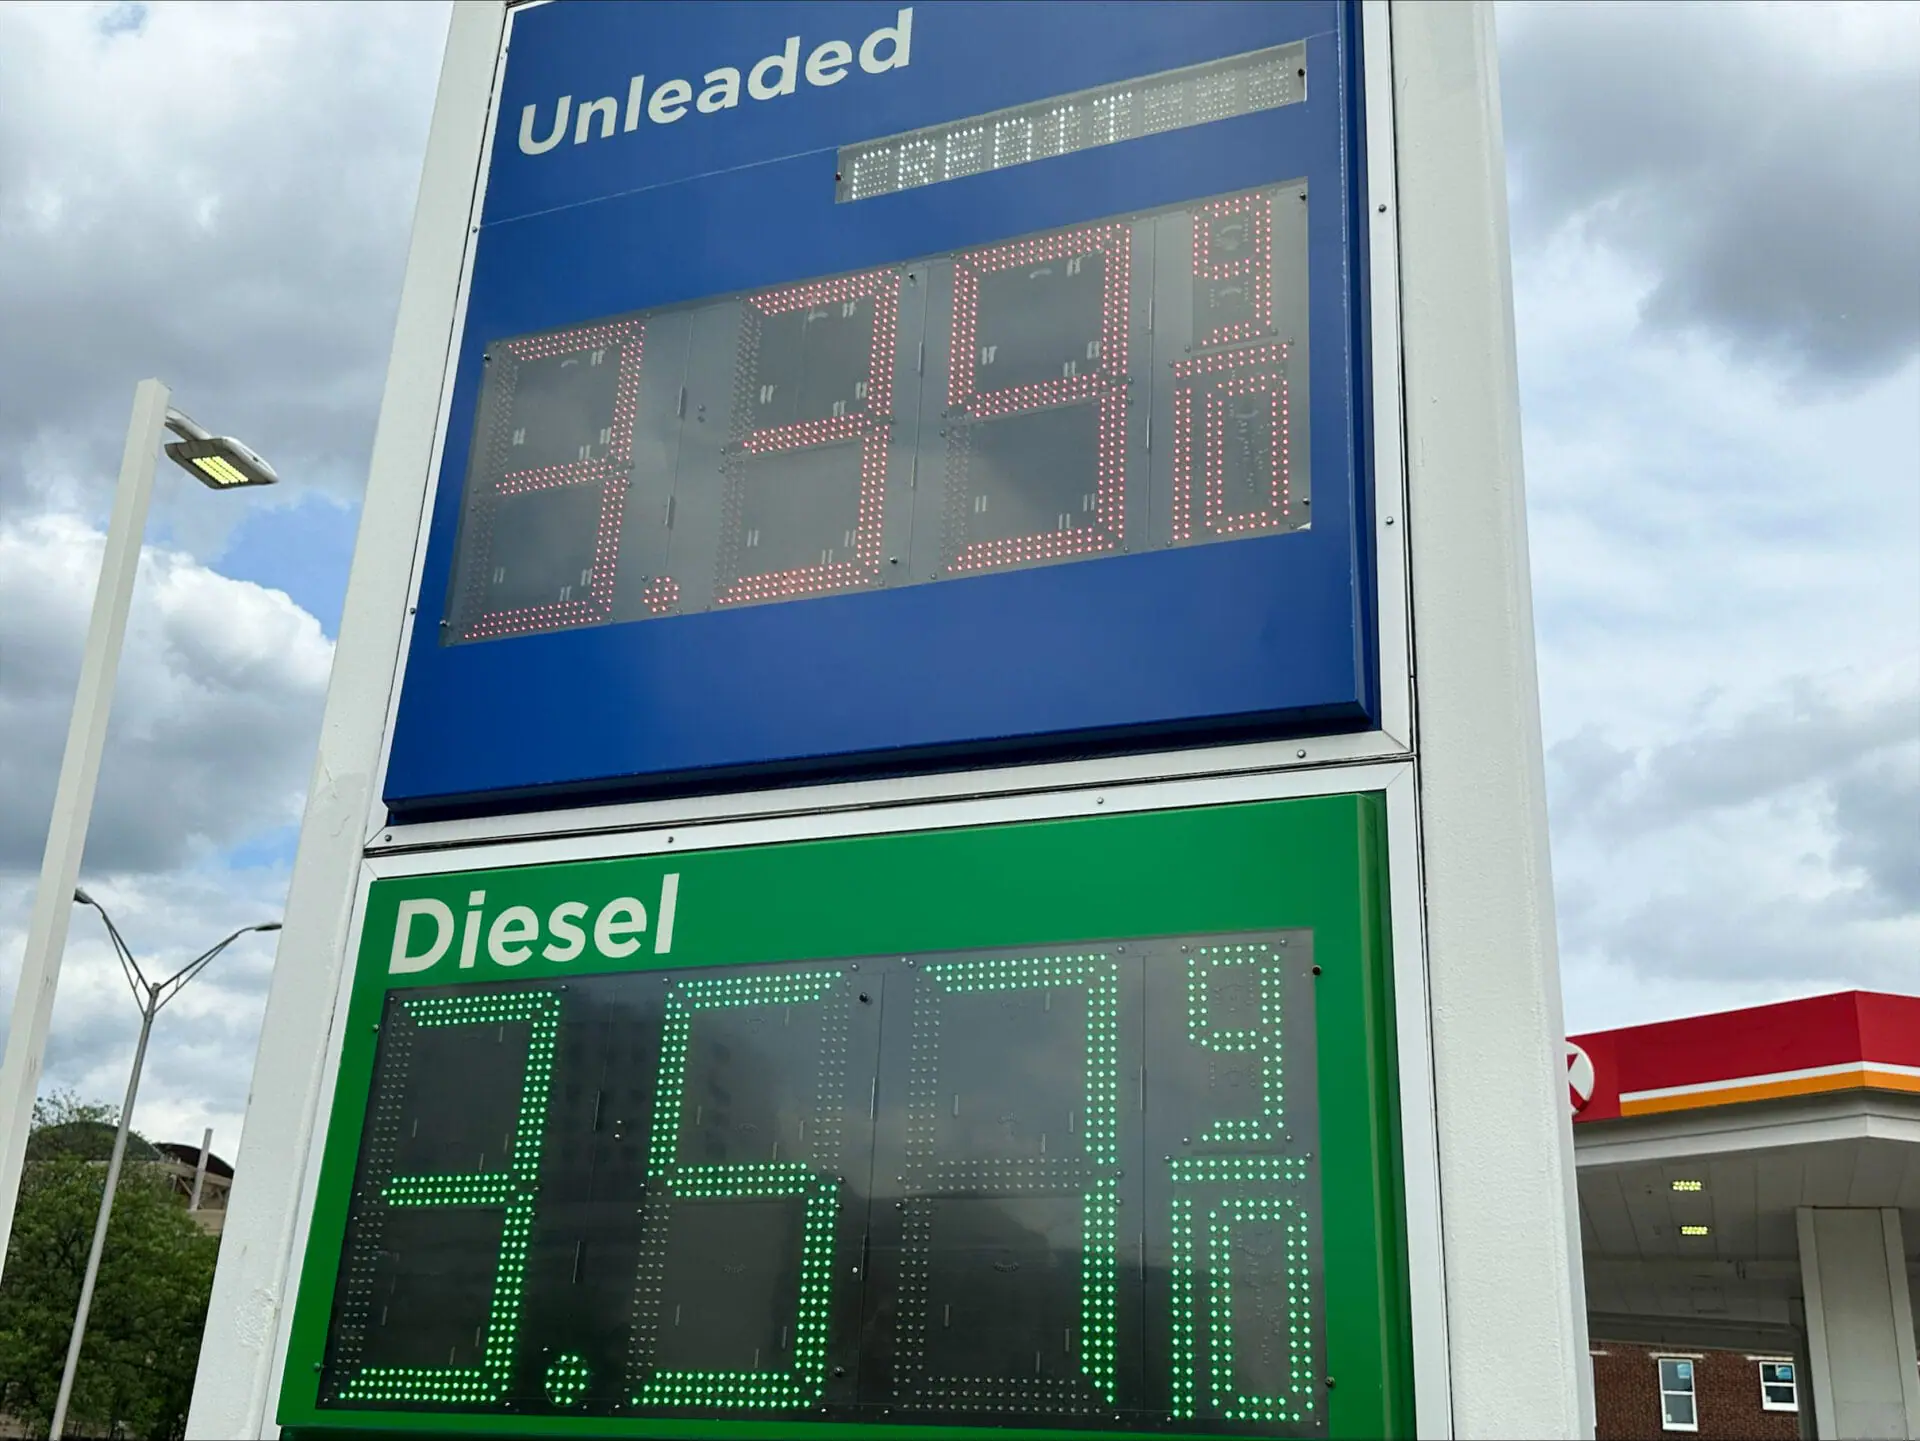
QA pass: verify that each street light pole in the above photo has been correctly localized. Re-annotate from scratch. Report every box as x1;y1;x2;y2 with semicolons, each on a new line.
0;381;281;1292
0;380;170;1291
48;893;279;1441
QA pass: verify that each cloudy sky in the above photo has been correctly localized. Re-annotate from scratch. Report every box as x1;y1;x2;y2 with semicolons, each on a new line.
0;1;1914;1153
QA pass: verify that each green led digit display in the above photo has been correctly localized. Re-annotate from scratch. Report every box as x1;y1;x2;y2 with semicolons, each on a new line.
283;795;1411;1439
326;990;561;1406
894;952;1123;1411
1187;944;1286;1145
314;941;1315;1429
631;969;849;1410
1167;943;1314;1425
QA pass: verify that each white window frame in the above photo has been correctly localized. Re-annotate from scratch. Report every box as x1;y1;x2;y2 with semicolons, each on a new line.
1755;1358;1798;1413
1657;1355;1700;1433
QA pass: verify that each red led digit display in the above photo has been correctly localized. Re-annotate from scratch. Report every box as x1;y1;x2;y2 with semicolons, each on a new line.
1171;344;1294;543
454;320;645;642
1190;192;1275;351
441;182;1310;644
942;223;1130;576
714;268;901;608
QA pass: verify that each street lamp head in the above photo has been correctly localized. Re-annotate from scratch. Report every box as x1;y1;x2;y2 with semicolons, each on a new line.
162;434;278;491
161;408;278;491
72;888;96;908
255;922;283;933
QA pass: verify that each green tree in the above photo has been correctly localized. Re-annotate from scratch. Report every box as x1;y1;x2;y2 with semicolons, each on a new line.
0;1094;217;1440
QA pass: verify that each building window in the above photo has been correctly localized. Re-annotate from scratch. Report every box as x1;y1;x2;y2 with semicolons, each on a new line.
1657;1357;1698;1432
1758;1360;1798;1412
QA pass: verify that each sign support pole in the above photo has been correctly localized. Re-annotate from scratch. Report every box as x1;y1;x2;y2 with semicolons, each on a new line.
1394;4;1592;1434
184;7;509;1436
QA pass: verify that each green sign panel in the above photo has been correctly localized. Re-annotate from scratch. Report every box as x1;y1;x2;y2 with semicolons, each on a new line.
280;795;1410;1439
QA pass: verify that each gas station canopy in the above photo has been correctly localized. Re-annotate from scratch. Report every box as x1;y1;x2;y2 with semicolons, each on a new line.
1571;991;1920;1439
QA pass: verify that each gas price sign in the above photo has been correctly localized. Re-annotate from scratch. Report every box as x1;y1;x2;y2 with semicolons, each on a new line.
277;796;1412;1439
382;0;1378;813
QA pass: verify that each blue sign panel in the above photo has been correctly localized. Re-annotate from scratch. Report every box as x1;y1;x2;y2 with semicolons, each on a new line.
385;0;1375;815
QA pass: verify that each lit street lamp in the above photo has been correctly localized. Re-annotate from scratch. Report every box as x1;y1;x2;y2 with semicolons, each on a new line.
49;891;280;1441
0;380;282;1298
162;409;280;490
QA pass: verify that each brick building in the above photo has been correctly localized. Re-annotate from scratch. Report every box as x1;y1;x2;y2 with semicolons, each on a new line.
1592;1341;1803;1440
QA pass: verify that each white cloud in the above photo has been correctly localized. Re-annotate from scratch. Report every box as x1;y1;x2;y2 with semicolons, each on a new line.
0;0;447;540
0;863;287;1155
0;0;436;1154
0;507;332;1148
1512;234;1920;752
0;512;333;872
1550;660;1920;1027
1500;3;1920;1031
1500;0;1920;384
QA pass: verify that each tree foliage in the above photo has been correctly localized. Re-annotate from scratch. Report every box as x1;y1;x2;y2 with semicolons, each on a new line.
24;1093;160;1166
0;1093;217;1440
